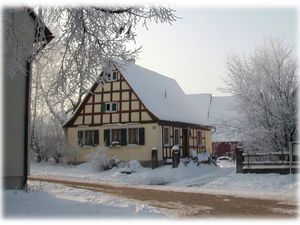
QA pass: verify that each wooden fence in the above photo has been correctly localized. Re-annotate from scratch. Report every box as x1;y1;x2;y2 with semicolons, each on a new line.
236;142;298;174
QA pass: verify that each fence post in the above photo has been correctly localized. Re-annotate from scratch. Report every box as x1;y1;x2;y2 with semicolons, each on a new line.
151;147;158;169
289;142;292;174
171;146;180;168
235;146;243;173
247;151;249;168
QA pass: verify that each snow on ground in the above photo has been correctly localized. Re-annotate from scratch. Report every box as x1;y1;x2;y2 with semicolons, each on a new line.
30;161;298;202
3;181;165;218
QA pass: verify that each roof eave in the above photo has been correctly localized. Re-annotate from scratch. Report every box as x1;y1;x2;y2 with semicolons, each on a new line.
27;8;55;43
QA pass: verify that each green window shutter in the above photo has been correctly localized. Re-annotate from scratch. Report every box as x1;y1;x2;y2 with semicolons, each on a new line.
139;128;145;145
120;129;127;146
94;130;99;145
104;129;110;146
101;103;106;112
78;130;83;146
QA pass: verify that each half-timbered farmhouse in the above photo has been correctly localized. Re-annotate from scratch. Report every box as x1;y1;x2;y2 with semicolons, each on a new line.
63;61;213;166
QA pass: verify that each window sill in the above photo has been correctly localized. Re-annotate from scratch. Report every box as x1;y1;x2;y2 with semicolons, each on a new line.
80;145;97;148
109;145;120;149
127;144;140;148
108;144;140;149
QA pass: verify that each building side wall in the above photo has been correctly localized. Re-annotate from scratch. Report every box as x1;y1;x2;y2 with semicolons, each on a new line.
3;9;35;189
161;125;212;159
67;123;162;163
212;142;237;158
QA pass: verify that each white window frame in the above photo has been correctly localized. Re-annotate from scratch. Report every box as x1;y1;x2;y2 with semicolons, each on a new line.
107;71;118;82
105;102;118;112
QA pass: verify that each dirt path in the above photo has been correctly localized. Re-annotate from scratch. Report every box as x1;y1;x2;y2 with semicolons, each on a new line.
28;175;297;218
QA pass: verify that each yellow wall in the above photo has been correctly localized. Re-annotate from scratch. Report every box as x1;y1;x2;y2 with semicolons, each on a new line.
204;130;213;154
67;123;162;163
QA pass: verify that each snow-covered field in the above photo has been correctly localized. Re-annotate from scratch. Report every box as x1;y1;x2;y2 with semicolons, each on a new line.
29;161;298;202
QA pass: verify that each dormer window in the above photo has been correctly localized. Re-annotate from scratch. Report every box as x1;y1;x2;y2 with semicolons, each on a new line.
107;71;118;81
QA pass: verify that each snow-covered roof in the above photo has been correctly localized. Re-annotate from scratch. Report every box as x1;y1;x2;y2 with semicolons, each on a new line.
209;96;241;142
114;61;210;126
186;93;212;120
209;96;239;122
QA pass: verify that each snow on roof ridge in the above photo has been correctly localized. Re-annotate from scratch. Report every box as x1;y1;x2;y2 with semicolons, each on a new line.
113;59;181;90
114;60;211;126
187;93;211;96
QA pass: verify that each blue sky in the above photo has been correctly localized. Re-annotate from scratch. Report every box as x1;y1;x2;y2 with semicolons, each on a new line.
132;7;297;95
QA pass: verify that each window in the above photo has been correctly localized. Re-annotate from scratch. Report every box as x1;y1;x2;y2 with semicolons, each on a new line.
111;102;117;111
188;127;192;137
111;129;127;146
163;127;170;146
107;71;118;81
128;128;139;144
112;71;118;80
111;129;122;144
85;131;94;145
78;130;99;146
174;128;180;146
104;127;145;147
104;102;118;112
105;103;110;112
197;131;202;146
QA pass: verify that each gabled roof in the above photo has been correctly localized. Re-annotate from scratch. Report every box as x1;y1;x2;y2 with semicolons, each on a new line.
114;61;210;126
187;93;242;142
186;93;212;120
209;96;239;123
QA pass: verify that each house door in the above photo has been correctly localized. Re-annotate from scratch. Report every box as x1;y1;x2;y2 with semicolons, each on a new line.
182;128;188;157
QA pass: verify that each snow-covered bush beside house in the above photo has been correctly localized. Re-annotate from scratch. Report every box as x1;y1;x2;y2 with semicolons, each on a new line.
85;146;119;171
129;160;143;172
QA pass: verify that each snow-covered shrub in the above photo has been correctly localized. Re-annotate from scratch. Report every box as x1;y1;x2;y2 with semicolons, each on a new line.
128;160;143;172
30;149;41;163
85;146;119;171
30;116;69;163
